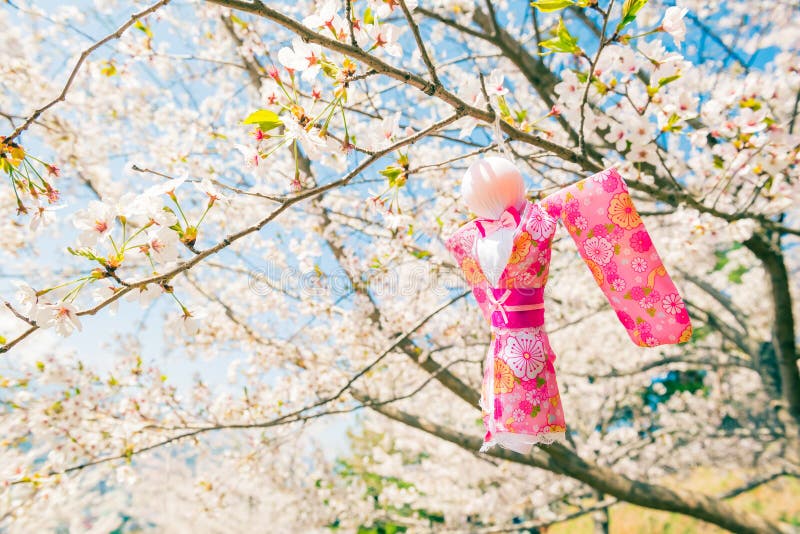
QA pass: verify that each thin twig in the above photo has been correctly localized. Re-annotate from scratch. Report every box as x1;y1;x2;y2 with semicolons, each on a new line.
1;113;463;355
3;0;172;144
398;0;440;93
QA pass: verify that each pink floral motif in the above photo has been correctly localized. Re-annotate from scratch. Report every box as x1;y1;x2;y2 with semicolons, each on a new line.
630;230;652;253
544;198;562;218
602;174;620;192
607;225;624;243
593;169;621;193
473;287;486;302
565;198;580;216
583;236;614;265
617;310;635;329
602;261;618;275
575;216;588;230
630;286;645;300
503;333;547;379
631;257;648;272
662;293;685;314
525;383;550;405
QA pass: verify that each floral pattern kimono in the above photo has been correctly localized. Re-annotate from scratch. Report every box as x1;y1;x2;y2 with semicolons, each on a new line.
445;166;692;455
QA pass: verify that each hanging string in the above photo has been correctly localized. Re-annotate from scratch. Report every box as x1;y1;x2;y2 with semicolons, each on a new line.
479;70;515;163
490;100;515;163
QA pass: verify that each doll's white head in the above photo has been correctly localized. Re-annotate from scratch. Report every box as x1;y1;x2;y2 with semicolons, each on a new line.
460;156;526;219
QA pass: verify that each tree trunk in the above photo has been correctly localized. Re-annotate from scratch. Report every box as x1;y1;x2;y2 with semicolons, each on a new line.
744;232;800;457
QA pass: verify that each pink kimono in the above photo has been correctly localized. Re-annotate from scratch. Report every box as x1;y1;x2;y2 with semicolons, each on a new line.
445;166;692;454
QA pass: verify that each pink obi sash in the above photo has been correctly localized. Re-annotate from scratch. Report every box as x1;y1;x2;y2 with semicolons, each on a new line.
486;287;545;329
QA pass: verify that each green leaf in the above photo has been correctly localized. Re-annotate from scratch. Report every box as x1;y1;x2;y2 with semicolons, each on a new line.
46;400;63;415
66;246;107;265
538;18;581;55
530;0;574;12
100;61;117;77
379;165;406;187
531;405;541;418
728;264;748;284
497;95;511;118
363;6;374;25
739;97;761;110
618;0;648;30
379;166;403;180
658;73;681;87
134;20;153;39
320;60;339;79
242;109;283;131
661;113;682;133
229;13;248;28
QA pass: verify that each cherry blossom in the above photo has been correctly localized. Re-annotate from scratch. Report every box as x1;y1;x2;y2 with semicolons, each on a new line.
278;39;323;80
0;1;797;531
367;23;403;57
193;177;228;206
40;302;82;336
486;69;509;97
143;227;181;264
72;200;115;247
661;6;689;46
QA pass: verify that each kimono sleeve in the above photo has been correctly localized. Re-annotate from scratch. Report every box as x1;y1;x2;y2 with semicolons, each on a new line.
444;224;486;288
541;167;693;347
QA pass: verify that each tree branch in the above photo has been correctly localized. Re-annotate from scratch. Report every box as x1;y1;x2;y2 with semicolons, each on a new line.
365;400;793;534
398;0;441;93
3;0;172;144
1;112;463;355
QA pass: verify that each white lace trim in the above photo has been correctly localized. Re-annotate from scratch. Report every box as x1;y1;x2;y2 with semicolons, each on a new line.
479;431;567;455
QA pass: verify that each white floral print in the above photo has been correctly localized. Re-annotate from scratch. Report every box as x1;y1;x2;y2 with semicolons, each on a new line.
631;257;648;272
583;236;613;265
526;205;556;240
662;293;685;314
502;333;547;379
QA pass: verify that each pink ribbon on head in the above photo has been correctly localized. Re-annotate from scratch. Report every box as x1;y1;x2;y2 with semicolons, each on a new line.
474;205;521;238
